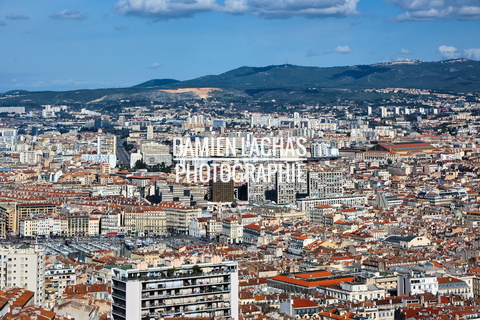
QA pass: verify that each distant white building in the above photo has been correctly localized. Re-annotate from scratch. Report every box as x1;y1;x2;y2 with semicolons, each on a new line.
319;281;386;301
398;272;438;296
311;142;339;158
81;154;117;168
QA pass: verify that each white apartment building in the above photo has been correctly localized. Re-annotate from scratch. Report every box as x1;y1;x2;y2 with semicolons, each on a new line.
0;245;46;306
297;195;366;214
222;218;243;244
398;272;438;296
19;216;65;237
111;262;239;320
45;263;76;299
319;281;386;302
97;134;117;155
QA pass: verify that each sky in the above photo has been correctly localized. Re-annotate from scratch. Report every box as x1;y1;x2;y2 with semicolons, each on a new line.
1;0;480;92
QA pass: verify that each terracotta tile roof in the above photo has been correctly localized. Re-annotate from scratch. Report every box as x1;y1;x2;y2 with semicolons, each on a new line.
270;275;355;288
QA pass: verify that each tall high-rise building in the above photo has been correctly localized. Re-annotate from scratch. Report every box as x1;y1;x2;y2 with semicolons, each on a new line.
211;180;234;203
97;134;117;156
111;262;239;320
146;125;154;140
307;171;344;198
275;164;308;204
0;245;46;307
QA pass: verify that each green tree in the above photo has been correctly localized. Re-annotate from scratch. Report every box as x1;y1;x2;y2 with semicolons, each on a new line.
192;265;202;274
134;159;148;170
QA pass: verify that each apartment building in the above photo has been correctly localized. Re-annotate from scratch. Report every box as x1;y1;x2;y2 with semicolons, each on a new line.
307;171;344;198
97;134;117;155
157;202;201;234
19;216;65;237
140;141;172;166
67;213;89;237
111;262;239;320
15;202;60;235
45;263;76;300
0;245;46;306
124;206;167;236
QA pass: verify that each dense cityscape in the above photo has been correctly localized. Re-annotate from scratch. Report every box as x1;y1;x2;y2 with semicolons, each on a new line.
0;84;479;320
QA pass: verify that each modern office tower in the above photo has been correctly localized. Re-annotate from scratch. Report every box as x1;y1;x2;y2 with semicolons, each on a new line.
111;262;239;320
211;180;235;203
0;245;46;307
307;171;344;198
97;134;117;155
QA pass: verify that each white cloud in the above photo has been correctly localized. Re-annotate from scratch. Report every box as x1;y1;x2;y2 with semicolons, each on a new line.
6;12;30;20
148;62;162;69
391;0;480;20
334;45;352;54
114;0;359;19
224;0;359;18
465;48;480;60
49;9;87;20
223;0;249;14
438;45;480;61
400;48;411;55
439;45;461;59
114;0;219;19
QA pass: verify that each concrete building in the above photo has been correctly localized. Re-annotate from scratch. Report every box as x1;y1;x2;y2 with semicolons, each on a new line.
307;171;344;198
222;217;243;244
297;195;366;214
376;193;403;209
124;206;167;237
318;280;386;301
45;263;76;300
0;245;46;306
140;141;171;166
211;180;234;203
398;272;438;296
157;202;202;234
97;134;117;155
67;213;89;237
111;262;239;320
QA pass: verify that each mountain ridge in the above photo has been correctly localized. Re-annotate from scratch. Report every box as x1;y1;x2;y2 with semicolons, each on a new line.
1;59;480;108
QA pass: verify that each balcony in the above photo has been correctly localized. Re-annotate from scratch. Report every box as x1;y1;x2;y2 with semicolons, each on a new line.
116;268;235;283
142;278;230;292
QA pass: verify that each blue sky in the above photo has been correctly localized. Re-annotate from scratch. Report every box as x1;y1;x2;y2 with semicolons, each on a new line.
1;0;480;92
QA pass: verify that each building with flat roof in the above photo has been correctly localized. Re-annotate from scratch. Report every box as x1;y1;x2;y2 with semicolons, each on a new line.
111;261;238;320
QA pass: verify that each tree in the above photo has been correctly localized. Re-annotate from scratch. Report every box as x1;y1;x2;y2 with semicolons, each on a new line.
166;268;176;277
134;159;148;170
148;162;172;173
192;265;202;274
